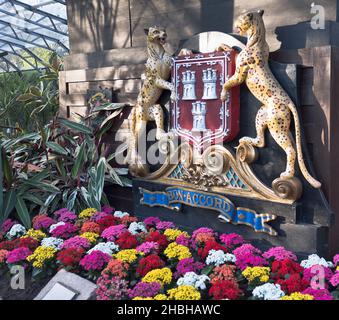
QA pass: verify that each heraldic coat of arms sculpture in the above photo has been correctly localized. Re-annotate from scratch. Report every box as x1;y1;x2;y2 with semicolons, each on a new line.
131;11;328;240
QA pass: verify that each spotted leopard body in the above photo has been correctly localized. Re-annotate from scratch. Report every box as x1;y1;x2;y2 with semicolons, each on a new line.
221;11;321;188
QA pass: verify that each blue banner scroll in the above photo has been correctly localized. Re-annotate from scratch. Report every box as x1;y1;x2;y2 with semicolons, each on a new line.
140;187;277;236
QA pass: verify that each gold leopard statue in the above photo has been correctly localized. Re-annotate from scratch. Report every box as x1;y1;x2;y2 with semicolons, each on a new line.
220;10;321;189
128;26;176;177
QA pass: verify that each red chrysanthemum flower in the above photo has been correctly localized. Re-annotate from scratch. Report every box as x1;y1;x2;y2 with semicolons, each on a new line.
136;254;166;277
0;240;17;251
116;231;139;249
276;273;309;294
57;248;85;269
209;280;242;300
16;237;39;251
271;258;304;280
96;216;118;233
198;240;228;260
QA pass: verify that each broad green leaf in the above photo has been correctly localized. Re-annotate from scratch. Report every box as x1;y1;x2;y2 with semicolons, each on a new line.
15;196;31;229
62;190;69;203
106;163;123;186
29;86;42;97
22;193;45;207
80;187;90;203
71;143;85;179
1;133;40;150
106;143;128;162
49;195;61;214
3;190;17;221
27;169;50;183
101;193;110;206
55;159;67;178
95;157;106;202
91;198;101;211
67;190;77;211
59;118;93;135
99;109;124;131
92;102;127;113
23;181;60;193
39;75;57;81
39;194;57;214
30;104;48;117
16;93;35;102
119;176;133;187
46;141;68;155
2;147;13;186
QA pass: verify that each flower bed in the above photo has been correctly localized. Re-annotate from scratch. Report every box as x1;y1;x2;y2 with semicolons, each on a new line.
0;207;338;300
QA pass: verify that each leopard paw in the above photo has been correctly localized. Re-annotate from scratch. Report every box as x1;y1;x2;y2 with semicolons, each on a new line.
239;137;255;145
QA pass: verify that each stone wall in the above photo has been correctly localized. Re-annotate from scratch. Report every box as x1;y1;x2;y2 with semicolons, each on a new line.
66;0;336;53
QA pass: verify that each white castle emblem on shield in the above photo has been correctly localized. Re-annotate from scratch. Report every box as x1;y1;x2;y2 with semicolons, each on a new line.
191;101;207;131
202;68;217;100
182;70;197;100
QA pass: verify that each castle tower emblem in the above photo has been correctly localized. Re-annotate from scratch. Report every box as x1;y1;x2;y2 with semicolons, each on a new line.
191;101;207;132
182;70;197;100
202;68;218;100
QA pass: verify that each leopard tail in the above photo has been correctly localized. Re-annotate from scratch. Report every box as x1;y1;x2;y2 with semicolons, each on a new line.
289;103;321;188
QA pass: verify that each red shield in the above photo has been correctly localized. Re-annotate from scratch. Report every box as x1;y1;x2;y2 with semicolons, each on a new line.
170;51;240;149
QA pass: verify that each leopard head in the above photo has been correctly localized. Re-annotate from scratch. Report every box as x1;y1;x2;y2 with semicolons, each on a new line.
235;10;264;36
144;26;167;46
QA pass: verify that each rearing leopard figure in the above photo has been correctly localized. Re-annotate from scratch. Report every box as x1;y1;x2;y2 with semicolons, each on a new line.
129;26;176;176
221;10;321;188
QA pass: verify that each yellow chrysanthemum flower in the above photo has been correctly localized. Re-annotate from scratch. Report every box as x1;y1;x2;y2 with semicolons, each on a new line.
80;232;99;244
164;229;189;242
22;229;46;241
154;294;168;300
242;266;271;283
113;249;141;264
132;297;153;300
27;246;56;269
167;285;201;300
142;268;172;287
164;242;191;261
280;292;314;300
79;208;97;220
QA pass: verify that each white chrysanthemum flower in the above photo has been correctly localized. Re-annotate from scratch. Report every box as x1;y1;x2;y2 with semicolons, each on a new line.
252;283;285;300
49;221;65;233
128;222;147;235
177;272;210;290
113;211;130;218
7;224;26;239
41;237;64;250
300;254;333;268
87;242;119;255
206;249;236;266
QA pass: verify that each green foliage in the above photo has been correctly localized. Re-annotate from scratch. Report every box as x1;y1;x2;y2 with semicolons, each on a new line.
0;134;58;228
0;54;130;225
41;113;131;213
0;103;131;225
0;53;61;135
